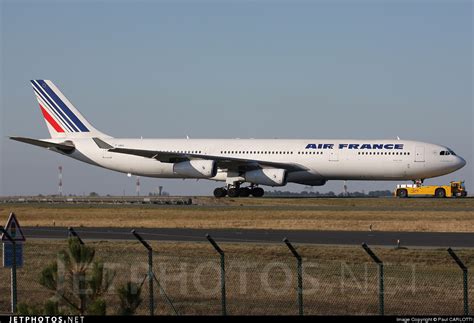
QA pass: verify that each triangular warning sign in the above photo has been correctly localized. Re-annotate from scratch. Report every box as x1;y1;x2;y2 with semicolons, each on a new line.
1;213;26;242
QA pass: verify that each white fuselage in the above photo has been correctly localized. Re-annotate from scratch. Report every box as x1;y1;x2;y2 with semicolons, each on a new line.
58;138;465;186
18;80;467;192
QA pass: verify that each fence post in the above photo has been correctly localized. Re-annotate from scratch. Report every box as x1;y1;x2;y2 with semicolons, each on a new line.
68;227;84;245
283;238;303;316
1;226;17;314
448;248;469;315
206;234;227;316
362;243;384;315
132;230;154;316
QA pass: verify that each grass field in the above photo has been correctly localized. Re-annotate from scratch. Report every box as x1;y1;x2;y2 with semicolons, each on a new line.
1;197;473;232
1;240;472;315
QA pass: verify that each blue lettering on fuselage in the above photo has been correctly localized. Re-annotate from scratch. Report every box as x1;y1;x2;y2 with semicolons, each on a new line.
305;143;404;150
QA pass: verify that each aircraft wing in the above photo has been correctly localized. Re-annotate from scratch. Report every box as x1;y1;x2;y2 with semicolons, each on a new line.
94;139;307;172
10;137;75;153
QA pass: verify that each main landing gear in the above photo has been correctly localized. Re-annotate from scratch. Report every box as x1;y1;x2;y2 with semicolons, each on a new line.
213;185;264;198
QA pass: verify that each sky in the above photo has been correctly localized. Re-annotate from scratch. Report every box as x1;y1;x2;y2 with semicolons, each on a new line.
0;0;472;196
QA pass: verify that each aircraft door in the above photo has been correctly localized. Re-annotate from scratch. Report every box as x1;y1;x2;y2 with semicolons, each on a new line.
102;148;112;159
415;146;425;162
329;147;339;161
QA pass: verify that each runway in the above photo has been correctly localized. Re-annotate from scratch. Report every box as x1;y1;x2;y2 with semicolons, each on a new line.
21;226;474;248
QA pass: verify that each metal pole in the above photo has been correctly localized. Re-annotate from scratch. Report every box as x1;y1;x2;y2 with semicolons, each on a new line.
206;234;227;316
68;227;84;245
132;230;154;316
148;248;153;316
379;263;384;315
362;243;384;315
448;248;469;315
283;238;303;316
1;226;17;313
463;270;469;316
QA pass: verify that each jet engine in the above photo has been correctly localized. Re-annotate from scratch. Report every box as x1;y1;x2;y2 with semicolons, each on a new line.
173;160;217;178
245;168;287;186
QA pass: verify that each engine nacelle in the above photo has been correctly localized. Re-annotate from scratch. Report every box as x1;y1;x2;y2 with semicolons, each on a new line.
245;168;287;186
173;160;217;178
301;179;327;186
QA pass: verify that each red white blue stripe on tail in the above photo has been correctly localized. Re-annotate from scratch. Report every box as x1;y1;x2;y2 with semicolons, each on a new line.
31;80;90;134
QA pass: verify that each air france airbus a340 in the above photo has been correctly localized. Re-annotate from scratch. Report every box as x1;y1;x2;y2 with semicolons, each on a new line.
11;80;466;198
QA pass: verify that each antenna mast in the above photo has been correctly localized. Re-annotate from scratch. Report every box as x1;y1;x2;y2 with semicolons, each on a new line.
58;166;63;196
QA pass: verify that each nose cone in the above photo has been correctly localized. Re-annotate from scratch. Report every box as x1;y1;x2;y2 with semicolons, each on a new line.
456;156;467;170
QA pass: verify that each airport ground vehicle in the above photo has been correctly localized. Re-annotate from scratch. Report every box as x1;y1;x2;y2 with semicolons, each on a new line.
395;181;467;198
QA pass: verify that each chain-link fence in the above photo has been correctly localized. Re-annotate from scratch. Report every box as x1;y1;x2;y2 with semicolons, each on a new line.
0;231;472;315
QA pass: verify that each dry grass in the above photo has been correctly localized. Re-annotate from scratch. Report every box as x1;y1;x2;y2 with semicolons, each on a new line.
1;197;473;232
0;240;472;315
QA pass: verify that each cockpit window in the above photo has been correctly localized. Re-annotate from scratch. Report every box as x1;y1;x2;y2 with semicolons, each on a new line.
440;150;456;156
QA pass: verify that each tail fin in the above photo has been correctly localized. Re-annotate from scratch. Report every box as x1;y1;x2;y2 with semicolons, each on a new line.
30;80;110;139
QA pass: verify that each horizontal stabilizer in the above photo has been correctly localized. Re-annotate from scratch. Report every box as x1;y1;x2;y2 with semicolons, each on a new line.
10;137;75;153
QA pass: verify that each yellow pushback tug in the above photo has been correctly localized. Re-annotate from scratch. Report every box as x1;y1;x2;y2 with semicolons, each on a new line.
395;181;467;198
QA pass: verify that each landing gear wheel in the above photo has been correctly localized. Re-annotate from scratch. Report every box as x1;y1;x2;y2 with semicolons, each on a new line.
213;187;227;198
228;188;241;198
239;187;251;197
435;188;446;198
251;187;264;197
397;189;408;198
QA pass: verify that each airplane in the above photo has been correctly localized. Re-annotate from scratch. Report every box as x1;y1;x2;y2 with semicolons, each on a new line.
10;80;467;198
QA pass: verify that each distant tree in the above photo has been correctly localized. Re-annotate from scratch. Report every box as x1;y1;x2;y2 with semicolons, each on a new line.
368;190;392;197
350;191;366;197
89;192;99;197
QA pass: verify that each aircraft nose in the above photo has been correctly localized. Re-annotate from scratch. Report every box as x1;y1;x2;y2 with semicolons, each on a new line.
456;156;466;169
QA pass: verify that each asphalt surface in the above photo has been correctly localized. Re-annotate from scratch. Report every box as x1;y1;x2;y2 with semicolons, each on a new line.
20;226;474;248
